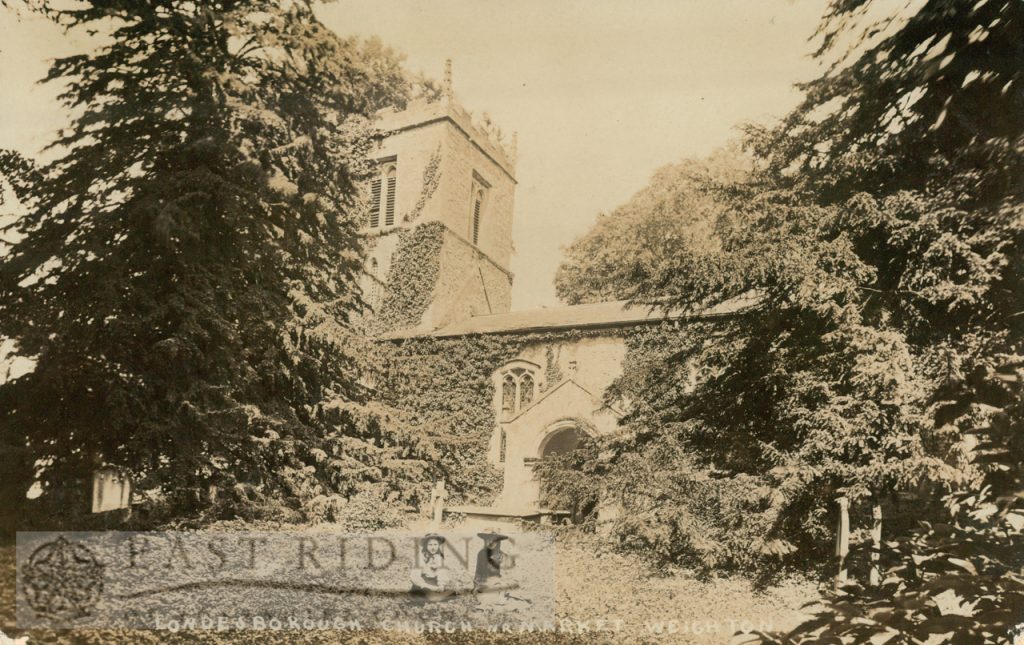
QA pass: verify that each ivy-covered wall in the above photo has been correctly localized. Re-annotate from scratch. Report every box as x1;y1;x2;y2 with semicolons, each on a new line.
372;221;446;333
369;327;640;505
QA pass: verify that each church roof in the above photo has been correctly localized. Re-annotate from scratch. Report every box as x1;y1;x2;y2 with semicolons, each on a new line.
382;293;759;340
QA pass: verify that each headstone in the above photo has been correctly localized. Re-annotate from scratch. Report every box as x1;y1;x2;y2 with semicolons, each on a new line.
430;479;446;527
91;467;131;513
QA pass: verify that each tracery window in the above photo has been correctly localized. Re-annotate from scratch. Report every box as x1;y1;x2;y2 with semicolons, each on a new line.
499;365;538;419
519;373;534;409
501;374;517;416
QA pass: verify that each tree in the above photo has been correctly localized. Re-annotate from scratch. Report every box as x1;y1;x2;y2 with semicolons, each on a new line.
751;0;1024;206
541;0;1024;582
554;144;748;305
0;0;435;523
739;0;1024;640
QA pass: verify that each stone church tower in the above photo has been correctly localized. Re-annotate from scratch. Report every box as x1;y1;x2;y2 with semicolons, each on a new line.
363;67;759;521
361;68;517;334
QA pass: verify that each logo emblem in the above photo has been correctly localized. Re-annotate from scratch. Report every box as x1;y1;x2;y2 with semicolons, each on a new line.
22;536;104;621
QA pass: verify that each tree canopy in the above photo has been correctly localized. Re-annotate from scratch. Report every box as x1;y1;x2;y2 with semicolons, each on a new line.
541;0;1024;587
0;0;436;523
554;144;748;306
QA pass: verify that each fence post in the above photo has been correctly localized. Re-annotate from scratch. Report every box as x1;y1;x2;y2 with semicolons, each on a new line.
835;496;849;590
870;503;882;586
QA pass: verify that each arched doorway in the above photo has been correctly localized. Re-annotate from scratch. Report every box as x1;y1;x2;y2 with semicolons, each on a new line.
535;421;591;523
539;425;583;458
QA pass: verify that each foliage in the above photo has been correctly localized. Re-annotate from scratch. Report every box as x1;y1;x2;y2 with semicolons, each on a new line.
761;356;1024;644
371;221;446;333
541;1;1024;591
303;488;410;530
371;329;627;505
736;0;1024;641
404;144;443;223
749;0;1024;206
369;334;521;503
542;345;564;393
0;0;436;523
554;144;749;305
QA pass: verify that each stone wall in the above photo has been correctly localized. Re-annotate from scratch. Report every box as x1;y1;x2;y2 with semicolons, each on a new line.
363;98;516;331
513;335;628;401
485;333;629;470
432;119;516;269
421;228;514;330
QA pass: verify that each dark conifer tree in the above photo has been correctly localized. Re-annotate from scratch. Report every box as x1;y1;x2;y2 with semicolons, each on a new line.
0;0;436;522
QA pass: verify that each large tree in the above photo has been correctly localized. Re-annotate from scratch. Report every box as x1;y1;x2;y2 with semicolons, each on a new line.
541;0;1024;585
0;0;436;523
554;144;748;305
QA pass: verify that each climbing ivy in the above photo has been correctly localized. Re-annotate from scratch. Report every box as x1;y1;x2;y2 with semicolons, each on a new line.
403;144;442;223
543;345;564;392
369;328;632;505
372;221;446;333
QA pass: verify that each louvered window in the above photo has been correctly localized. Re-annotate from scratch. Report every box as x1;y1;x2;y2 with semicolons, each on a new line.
384;168;397;226
369;178;382;228
472;193;482;244
499;429;507;463
366;162;396;229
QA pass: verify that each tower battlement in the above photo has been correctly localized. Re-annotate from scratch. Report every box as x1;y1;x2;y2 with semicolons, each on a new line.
359;65;517;334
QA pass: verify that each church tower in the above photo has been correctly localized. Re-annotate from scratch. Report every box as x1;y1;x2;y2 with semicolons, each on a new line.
360;62;517;335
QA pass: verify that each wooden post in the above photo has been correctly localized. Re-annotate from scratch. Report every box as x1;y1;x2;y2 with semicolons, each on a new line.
835;496;850;590
869;503;882;586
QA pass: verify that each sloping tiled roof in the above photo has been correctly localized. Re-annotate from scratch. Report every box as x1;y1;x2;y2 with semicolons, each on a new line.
382;293;760;340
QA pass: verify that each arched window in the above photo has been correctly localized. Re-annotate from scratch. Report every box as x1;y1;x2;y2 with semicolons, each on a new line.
501;374;517;416
367;162;397;229
471;188;484;245
498;362;539;419
519;373;535;409
470;175;488;245
499;429;507;463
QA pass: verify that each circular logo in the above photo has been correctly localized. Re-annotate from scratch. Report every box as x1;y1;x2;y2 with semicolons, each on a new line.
22;535;105;621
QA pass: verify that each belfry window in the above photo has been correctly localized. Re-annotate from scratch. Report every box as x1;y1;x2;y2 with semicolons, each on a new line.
470;175;488;245
499;364;538;419
367;162;397;229
472;188;484;244
384;166;397;226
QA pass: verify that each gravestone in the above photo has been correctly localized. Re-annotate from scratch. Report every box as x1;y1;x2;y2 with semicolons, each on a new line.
91;467;131;513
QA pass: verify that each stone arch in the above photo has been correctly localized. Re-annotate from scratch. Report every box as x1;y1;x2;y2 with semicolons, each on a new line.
537;419;592;459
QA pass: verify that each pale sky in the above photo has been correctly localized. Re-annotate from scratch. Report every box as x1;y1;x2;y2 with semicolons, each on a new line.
0;1;827;310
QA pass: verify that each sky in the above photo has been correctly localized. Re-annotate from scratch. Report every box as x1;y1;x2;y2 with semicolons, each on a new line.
0;0;828;310
318;0;828;309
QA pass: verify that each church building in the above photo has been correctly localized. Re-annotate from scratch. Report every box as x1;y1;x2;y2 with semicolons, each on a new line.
361;70;754;521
